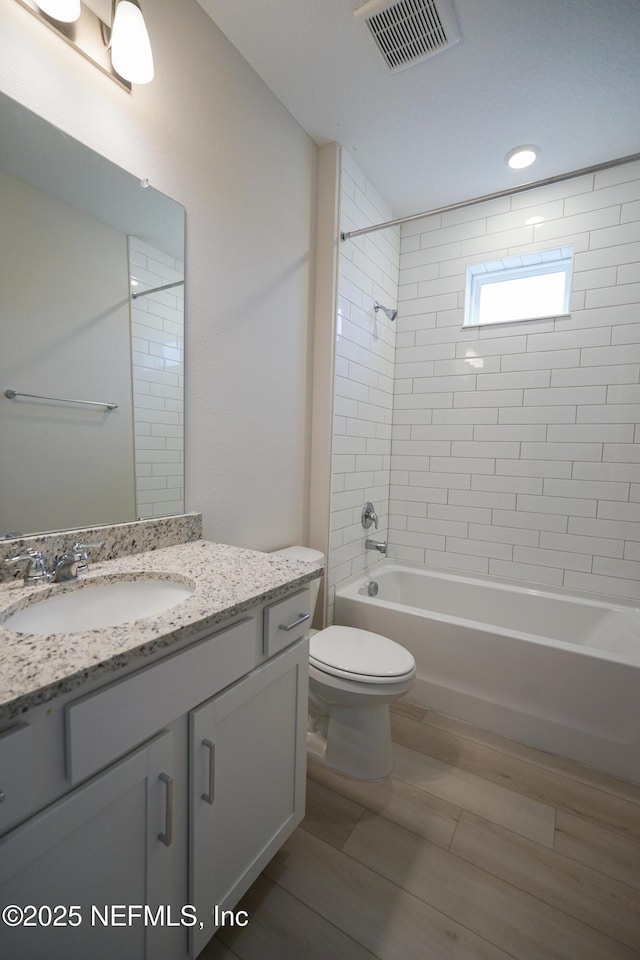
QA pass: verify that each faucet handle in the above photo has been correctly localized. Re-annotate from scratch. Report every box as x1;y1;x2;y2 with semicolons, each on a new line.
72;541;103;553
362;502;379;530
72;541;103;573
4;549;50;584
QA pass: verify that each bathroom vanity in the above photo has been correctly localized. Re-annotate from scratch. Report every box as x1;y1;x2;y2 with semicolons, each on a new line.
0;540;321;960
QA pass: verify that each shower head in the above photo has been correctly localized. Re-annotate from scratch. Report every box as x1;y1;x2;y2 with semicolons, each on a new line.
374;300;397;322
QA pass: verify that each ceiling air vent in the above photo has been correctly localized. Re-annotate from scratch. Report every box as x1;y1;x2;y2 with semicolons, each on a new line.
354;0;461;73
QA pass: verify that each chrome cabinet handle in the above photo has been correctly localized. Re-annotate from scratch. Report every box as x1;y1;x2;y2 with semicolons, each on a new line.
0;790;6;804
201;739;215;805
279;612;310;632
158;773;173;847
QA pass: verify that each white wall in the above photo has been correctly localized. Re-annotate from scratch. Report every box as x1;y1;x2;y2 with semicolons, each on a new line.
0;0;316;550
129;237;185;519
0;169;136;535
327;153;399;620
392;160;640;600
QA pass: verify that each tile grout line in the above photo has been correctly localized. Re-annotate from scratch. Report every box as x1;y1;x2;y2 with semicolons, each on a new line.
390;739;640;847
394;709;640;809
447;820;640;953
338;820;562;960
386;736;640;888
297;827;524;960
305;775;464;854
446;806;463;852
267;871;388;960
389;744;557;849
339;804;369;851
410;702;640;799
342;806;640;956
551;814;640;892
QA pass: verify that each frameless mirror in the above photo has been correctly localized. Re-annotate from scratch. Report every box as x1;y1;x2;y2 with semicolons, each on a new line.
0;91;185;538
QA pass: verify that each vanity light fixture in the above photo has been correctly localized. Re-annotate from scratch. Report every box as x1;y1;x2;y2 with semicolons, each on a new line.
110;0;154;84
15;0;154;91
505;145;539;170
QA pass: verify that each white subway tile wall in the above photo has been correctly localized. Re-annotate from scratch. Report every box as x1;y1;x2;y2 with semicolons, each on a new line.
128;237;185;519
328;153;400;620
391;160;640;599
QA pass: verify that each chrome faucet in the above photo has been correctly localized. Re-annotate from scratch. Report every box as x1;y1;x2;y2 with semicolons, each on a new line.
50;542;103;582
5;541;102;585
365;538;387;554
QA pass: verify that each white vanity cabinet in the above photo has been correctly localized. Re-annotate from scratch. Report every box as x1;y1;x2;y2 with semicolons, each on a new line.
0;584;311;960
0;730;184;960
189;638;308;957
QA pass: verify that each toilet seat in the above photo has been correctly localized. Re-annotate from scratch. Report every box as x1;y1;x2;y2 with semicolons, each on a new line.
309;625;415;684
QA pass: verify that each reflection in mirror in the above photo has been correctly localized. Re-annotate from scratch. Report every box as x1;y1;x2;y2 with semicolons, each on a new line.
0;91;185;538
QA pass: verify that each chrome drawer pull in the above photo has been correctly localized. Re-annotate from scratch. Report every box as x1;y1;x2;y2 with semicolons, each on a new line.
158;773;173;847
279;612;310;632
201;739;215;805
0;790;6;804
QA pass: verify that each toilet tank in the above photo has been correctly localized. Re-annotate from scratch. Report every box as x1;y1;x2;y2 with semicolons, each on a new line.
272;546;324;618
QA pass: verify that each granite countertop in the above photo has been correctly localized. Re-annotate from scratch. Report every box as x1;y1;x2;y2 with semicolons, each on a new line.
0;540;322;721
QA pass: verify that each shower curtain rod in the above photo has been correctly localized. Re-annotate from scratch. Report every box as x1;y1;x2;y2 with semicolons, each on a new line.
340;151;640;242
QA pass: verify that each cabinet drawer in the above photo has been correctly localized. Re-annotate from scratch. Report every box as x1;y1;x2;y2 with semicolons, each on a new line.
0;724;33;833
66;617;257;784
263;589;310;657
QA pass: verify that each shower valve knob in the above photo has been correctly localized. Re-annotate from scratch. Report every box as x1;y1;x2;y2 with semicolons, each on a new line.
362;502;379;529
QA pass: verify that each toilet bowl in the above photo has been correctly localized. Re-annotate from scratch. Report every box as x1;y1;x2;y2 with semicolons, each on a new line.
273;547;416;780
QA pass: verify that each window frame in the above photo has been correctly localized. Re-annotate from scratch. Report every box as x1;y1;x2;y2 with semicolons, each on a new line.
463;246;574;328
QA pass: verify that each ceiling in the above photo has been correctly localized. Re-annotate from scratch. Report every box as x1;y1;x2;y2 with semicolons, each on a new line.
196;0;640;221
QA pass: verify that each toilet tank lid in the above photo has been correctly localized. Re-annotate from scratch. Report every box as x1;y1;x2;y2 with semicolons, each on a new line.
273;546;324;564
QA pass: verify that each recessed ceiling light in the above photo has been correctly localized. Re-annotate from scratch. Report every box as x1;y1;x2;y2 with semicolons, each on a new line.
506;145;539;170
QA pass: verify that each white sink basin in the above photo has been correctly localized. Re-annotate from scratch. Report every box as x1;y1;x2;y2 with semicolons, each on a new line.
2;578;194;634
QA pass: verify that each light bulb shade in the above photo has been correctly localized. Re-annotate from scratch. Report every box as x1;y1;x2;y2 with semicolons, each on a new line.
35;0;81;21
110;0;154;84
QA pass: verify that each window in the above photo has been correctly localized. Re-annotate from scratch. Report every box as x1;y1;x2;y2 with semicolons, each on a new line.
463;247;573;327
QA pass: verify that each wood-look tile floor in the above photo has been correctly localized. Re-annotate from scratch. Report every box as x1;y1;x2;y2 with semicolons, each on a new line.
203;703;640;960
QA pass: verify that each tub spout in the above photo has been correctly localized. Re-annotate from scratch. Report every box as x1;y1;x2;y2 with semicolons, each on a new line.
365;539;387;554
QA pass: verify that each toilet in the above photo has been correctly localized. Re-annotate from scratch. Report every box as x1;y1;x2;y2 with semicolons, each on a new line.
273;547;416;780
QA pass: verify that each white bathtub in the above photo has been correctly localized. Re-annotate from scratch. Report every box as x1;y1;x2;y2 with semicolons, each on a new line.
334;561;640;783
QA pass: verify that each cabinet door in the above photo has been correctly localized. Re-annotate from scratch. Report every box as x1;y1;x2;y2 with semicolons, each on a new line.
0;731;186;960
189;637;308;957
